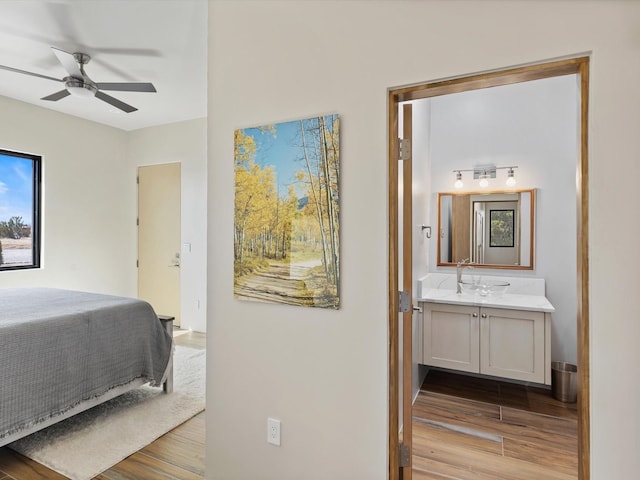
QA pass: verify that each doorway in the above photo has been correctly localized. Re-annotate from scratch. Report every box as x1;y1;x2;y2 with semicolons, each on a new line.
388;57;590;480
138;162;182;326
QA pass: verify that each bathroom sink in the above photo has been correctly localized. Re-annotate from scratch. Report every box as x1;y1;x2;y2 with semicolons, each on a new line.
460;279;510;297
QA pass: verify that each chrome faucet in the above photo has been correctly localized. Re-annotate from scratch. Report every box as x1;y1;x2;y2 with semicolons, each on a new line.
456;258;473;294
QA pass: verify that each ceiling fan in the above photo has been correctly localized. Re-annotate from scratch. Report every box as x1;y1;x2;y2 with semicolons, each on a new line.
0;47;156;113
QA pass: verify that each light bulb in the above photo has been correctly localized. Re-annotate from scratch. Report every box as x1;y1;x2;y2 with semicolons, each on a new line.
506;168;516;187
454;171;463;189
479;177;489;188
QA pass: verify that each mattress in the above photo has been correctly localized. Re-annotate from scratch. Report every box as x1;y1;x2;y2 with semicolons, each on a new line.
0;287;173;442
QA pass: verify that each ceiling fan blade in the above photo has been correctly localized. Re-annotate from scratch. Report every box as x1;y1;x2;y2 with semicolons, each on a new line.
0;64;63;83
96;82;157;93
51;47;83;79
41;90;71;101
95;91;137;113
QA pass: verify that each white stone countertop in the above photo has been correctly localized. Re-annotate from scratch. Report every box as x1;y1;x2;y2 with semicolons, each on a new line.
416;273;555;312
417;288;555;313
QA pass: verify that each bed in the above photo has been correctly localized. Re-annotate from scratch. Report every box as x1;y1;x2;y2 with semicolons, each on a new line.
0;287;174;447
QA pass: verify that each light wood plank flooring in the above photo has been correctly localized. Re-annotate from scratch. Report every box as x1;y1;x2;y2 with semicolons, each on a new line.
413;369;578;480
0;329;206;480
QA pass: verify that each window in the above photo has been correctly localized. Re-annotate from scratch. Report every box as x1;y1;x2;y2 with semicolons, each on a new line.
489;209;515;247
0;149;41;270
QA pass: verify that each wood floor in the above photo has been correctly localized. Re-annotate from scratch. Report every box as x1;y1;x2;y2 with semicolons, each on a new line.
0;329;206;480
413;369;578;480
2;333;578;479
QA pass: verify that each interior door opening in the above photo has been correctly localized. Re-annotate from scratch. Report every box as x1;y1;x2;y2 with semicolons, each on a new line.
388;56;590;480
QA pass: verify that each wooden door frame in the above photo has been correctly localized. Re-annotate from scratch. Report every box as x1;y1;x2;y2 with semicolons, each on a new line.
388;56;590;480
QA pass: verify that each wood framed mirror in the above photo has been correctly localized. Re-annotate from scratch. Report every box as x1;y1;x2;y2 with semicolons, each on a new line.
437;188;535;269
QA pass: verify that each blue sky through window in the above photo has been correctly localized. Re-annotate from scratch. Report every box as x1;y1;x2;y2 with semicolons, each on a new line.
0;153;34;226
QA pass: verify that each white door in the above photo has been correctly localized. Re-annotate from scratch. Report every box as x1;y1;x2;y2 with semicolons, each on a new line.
138;163;181;326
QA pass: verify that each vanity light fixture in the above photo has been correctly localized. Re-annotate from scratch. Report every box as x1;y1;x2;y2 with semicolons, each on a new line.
452;165;518;189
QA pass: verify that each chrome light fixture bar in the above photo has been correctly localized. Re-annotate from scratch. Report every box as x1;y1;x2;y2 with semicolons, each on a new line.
452;165;518;189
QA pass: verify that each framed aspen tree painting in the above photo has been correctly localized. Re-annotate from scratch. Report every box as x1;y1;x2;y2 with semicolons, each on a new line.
233;114;340;309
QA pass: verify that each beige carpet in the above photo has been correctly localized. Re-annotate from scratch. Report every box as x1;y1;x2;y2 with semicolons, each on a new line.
9;346;205;480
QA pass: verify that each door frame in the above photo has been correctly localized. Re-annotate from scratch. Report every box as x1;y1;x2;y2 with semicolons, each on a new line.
387;56;590;480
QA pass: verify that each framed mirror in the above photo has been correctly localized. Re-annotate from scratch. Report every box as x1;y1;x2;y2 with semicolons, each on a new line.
437;189;535;269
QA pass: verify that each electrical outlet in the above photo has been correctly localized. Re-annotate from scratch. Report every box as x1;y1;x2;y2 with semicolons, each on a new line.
267;417;281;446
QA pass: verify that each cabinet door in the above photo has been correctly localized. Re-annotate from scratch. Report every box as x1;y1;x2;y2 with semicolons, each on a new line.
423;303;479;373
480;307;545;383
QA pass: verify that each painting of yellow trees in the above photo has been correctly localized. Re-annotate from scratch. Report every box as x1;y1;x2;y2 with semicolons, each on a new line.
234;114;340;309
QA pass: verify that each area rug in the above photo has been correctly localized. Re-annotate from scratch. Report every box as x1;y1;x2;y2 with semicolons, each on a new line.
9;346;205;480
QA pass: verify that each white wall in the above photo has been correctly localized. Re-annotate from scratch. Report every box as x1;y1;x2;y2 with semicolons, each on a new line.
207;1;640;479
413;100;433;401
0;95;136;295
128;118;208;332
426;75;579;364
0;96;208;333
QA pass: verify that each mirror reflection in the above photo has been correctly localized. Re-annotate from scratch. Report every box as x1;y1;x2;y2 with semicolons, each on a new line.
437;189;535;269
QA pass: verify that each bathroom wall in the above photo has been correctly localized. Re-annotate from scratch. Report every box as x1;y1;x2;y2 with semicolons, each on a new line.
409;101;432;396
425;75;579;364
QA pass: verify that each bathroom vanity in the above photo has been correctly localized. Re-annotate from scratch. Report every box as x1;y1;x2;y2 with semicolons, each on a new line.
417;274;555;385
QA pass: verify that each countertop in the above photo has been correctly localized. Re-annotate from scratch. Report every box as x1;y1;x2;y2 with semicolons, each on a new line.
417;288;555;312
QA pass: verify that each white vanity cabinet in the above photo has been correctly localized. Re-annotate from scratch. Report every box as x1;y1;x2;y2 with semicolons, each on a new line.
422;302;551;384
422;303;480;374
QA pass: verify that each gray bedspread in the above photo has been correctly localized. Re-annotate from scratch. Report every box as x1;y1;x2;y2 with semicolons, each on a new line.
0;288;173;442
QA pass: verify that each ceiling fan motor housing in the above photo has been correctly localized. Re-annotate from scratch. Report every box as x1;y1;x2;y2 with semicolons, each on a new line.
65;77;97;98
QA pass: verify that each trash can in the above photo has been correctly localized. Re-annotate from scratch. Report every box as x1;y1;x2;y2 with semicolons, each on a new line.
551;361;577;403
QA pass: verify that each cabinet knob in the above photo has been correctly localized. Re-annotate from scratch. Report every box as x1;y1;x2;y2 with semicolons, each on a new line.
472;313;478;317
481;313;487;318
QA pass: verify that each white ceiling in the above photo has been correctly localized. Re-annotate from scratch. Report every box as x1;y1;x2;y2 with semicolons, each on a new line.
0;0;207;131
